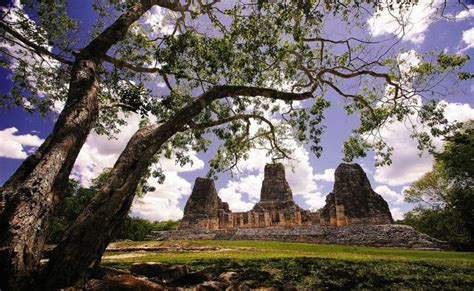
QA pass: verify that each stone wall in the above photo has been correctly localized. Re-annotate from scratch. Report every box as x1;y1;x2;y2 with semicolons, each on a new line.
218;209;319;229
148;224;450;250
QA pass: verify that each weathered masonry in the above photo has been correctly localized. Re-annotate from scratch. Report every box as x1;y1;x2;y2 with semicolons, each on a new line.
320;163;393;226
179;164;319;230
179;163;393;230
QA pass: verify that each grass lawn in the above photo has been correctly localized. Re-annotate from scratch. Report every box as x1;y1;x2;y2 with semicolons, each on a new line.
101;240;474;289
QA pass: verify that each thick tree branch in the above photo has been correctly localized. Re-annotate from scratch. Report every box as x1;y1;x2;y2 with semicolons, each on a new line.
80;0;189;59
217;85;313;102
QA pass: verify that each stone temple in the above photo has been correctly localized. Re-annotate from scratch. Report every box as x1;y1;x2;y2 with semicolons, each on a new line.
179;163;392;230
151;163;448;249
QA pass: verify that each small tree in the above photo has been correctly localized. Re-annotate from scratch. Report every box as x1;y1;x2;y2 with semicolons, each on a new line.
401;122;474;250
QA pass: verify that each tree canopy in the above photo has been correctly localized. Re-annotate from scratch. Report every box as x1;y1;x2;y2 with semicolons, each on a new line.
2;0;471;176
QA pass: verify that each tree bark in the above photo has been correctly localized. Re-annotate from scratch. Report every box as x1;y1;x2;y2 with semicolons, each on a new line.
0;2;154;289
0;58;100;290
41;85;312;288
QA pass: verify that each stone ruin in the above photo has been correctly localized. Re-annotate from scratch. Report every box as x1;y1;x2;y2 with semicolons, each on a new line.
320;163;393;226
150;163;449;249
179;163;392;230
179;177;231;229
179;164;318;230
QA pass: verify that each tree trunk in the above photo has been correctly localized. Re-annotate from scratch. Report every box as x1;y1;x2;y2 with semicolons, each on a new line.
0;58;100;290
42;123;177;288
0;2;154;288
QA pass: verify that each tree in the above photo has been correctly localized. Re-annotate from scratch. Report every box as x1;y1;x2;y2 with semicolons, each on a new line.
0;0;471;288
0;1;187;288
401;122;474;250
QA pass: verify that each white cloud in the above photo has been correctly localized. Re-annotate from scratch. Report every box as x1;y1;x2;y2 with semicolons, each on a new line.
301;192;326;211
441;101;474;124
374;102;474;186
450;7;474;21
367;0;443;44
131;172;191;221
72;112;206;186
459;27;474;53
71;114;142;186
390;207;405;221
139;5;178;38
314;168;335;182
219;143;324;212
374;185;404;204
69;112;205;221
128;154;205;221
219;176;259;212
0;127;43;159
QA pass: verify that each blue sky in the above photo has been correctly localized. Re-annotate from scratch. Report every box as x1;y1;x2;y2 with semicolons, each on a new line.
1;1;473;221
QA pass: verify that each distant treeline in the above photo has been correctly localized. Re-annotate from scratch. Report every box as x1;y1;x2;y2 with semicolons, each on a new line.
47;179;179;243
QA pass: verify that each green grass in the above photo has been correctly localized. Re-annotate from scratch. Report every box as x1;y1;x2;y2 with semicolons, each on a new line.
104;240;473;265
102;240;474;289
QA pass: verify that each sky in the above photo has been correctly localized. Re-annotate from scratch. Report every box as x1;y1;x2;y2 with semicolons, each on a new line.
1;0;473;222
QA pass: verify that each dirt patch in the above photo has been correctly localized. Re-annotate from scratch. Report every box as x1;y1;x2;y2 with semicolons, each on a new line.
106;242;256;253
103;253;149;260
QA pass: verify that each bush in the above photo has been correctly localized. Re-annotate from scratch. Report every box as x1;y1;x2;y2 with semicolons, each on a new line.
399;207;472;250
154;219;180;231
47;178;180;243
48;182;96;243
113;217;179;241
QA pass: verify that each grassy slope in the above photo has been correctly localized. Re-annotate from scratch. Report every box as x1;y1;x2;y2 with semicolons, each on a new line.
102;240;474;289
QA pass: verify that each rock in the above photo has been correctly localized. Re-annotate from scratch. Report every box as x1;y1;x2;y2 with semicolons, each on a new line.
165;265;189;281
172;270;213;285
217;271;238;284
88;274;164;290
129;262;167;278
195;280;226;290
320;163;393;226
95;266;131;279
129;262;188;281
179;178;231;230
79;268;165;290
